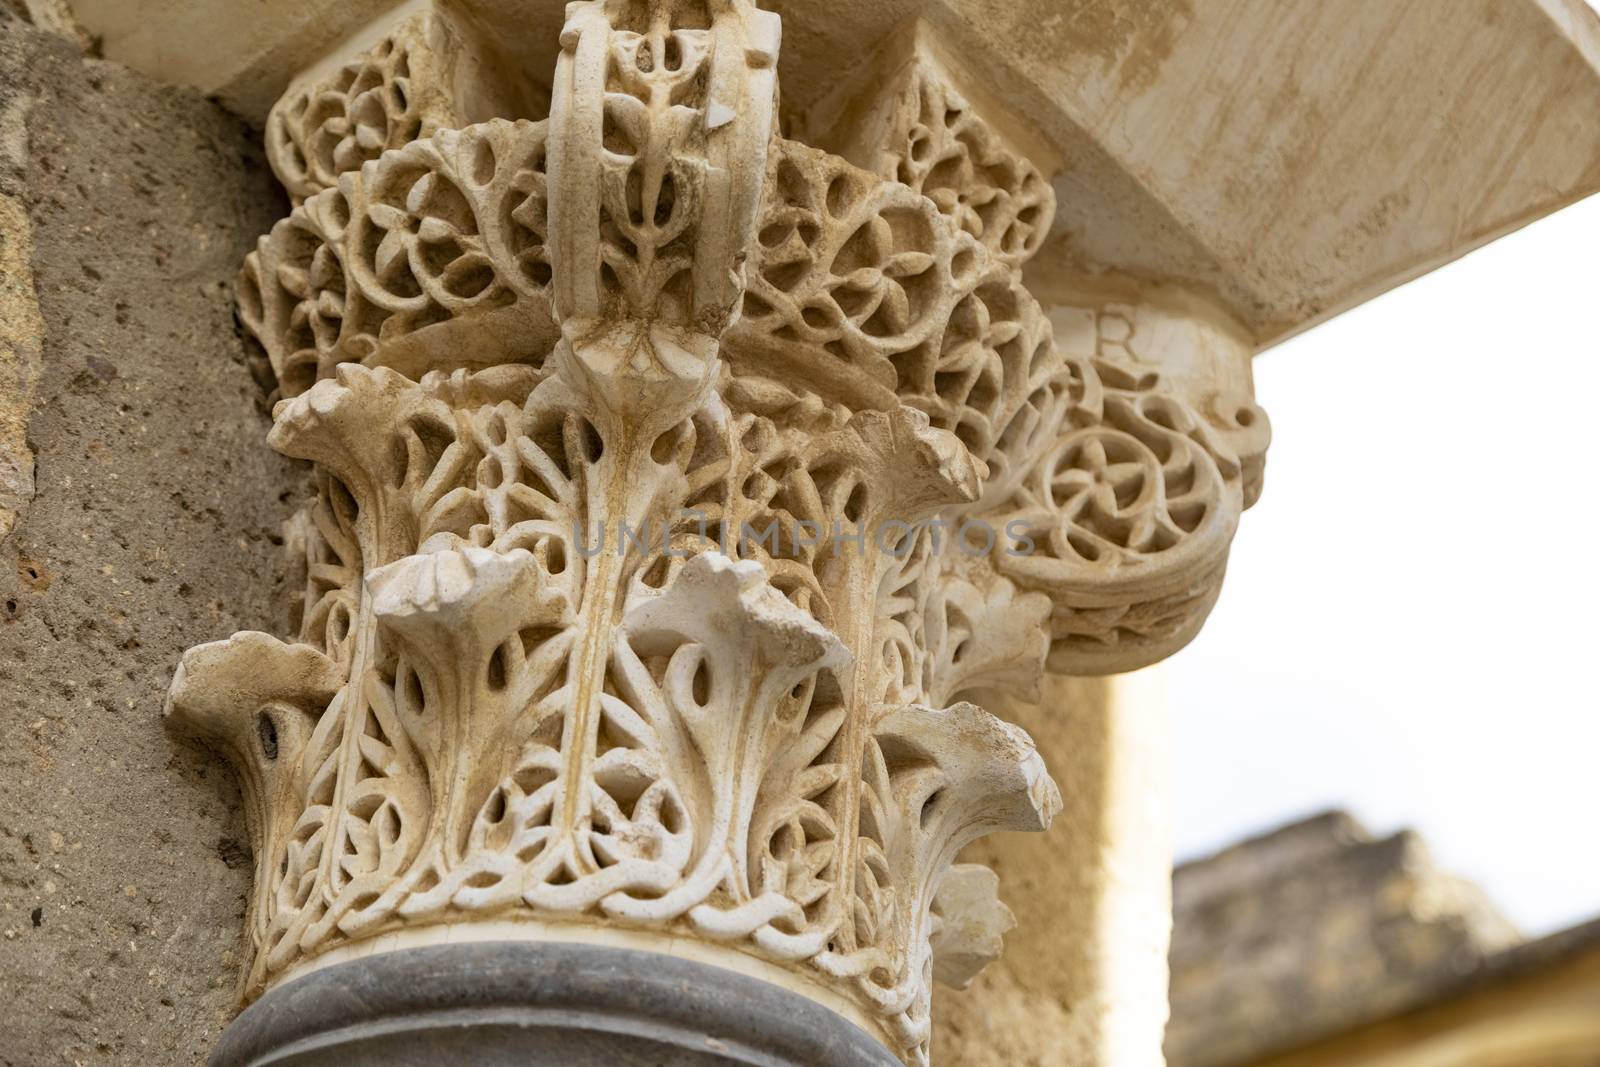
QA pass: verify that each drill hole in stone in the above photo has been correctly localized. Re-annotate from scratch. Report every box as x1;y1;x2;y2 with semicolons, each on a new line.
257;712;279;761
487;642;509;691
692;657;711;705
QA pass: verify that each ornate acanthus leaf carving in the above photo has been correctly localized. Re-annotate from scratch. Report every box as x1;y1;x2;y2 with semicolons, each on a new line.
165;632;343;963
832;700;1059;1052
178;4;1268;1064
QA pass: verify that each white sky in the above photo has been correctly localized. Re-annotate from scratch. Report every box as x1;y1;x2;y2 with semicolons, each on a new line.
1167;189;1600;937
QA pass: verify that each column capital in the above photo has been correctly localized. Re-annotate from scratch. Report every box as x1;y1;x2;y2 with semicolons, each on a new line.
171;5;1265;1064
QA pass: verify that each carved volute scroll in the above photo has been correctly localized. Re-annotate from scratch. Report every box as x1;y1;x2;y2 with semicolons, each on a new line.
170;4;1268;1064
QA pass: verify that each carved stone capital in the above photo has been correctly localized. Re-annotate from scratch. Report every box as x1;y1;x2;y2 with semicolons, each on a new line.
173;5;1268;1064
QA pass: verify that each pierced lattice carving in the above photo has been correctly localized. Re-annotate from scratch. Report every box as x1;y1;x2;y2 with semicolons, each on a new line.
807;24;1056;270
173;4;1267;1064
266;15;463;206
239;119;554;398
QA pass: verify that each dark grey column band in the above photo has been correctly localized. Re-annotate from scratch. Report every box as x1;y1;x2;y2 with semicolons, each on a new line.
209;940;902;1067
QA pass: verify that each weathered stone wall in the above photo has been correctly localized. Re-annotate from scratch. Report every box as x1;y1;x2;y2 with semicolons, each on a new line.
0;17;299;1065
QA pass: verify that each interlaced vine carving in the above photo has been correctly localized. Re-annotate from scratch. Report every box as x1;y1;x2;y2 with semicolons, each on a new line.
171;3;1267;1064
869;51;1055;268
239;119;554;398
266;15;462;205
